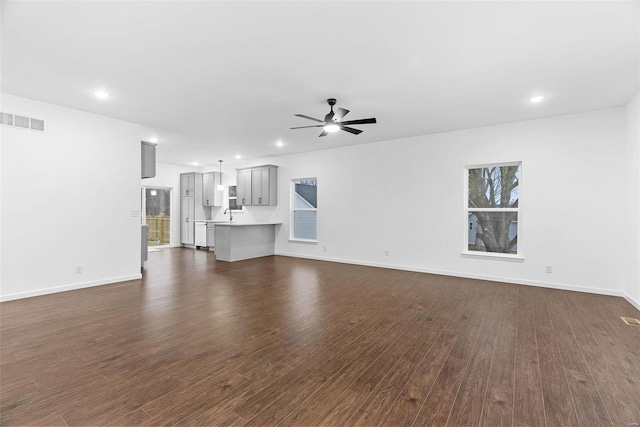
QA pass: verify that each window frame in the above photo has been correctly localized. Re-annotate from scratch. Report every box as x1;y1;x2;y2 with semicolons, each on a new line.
227;185;243;211
290;177;318;243
463;161;523;260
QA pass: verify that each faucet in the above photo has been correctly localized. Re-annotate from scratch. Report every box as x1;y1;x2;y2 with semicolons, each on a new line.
223;208;233;223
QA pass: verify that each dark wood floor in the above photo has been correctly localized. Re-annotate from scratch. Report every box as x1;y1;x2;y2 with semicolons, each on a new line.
1;249;639;426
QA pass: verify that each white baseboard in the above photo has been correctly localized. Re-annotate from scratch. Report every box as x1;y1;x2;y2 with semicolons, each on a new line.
275;251;629;300
624;293;640;312
0;274;142;302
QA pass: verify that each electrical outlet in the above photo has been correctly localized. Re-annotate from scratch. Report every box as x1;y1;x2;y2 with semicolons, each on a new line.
545;265;552;274
75;265;83;274
385;250;389;256
323;246;326;252
131;210;140;217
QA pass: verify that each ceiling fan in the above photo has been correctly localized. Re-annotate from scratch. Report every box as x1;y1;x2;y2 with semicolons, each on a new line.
290;98;377;137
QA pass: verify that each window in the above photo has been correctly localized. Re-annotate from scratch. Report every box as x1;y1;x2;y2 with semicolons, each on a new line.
465;162;521;256
228;185;241;210
291;178;317;241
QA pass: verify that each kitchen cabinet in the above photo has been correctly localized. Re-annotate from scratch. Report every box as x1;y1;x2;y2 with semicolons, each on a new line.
214;222;280;262
236;169;252;207
141;141;157;179
202;172;222;207
206;224;215;247
180;197;195;245
236;165;277;206
180;173;196;196
195;222;207;247
180;172;207;245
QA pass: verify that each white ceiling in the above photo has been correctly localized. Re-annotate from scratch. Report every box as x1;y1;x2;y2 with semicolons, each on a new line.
2;1;638;167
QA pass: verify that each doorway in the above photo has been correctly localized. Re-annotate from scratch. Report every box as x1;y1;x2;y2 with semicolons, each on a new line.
142;187;172;247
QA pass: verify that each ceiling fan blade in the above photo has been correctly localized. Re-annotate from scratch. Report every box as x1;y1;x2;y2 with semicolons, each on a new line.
319;130;329;137
334;107;350;122
289;125;324;129
290;125;324;129
340;118;377;126
340;126;363;135
294;114;324;123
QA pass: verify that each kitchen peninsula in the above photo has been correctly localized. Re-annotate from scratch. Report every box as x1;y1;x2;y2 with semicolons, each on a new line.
214;222;281;262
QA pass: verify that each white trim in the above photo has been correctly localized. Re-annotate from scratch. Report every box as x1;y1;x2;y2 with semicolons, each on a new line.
288;238;318;244
624;294;640;311
141;184;173;190
0;274;142;302
461;252;524;262
274;251;626;299
468;208;518;212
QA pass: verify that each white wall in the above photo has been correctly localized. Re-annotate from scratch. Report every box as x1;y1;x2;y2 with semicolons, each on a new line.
1;94;142;300
2;94;637;304
236;108;634;298
625;92;640;308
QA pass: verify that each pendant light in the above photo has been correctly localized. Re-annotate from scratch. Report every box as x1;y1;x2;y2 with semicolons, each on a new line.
217;160;224;190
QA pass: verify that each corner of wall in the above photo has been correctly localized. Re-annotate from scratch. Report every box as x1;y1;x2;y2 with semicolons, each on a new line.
625;91;640;306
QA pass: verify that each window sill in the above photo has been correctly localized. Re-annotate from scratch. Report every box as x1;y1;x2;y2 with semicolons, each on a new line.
289;238;318;244
461;252;524;262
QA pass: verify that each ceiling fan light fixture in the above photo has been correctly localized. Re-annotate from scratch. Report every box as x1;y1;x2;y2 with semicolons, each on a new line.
291;98;376;137
324;123;340;133
94;90;110;99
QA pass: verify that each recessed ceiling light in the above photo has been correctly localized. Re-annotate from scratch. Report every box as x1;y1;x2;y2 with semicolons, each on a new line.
94;90;110;99
529;95;545;103
276;141;284;147
235;154;242;159
192;161;199;166
149;137;158;143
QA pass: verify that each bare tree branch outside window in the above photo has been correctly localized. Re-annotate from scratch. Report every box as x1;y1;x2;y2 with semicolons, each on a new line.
467;164;520;254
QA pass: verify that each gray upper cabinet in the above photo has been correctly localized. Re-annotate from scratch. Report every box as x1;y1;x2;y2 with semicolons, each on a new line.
180;173;195;196
202;172;222;207
237;165;277;206
141;141;157;179
236;169;252;206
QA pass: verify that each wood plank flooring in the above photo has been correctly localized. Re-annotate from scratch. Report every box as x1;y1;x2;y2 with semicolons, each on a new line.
1;248;639;426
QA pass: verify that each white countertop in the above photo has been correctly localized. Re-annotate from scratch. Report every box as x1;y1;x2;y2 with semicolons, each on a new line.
213;222;282;227
194;220;281;226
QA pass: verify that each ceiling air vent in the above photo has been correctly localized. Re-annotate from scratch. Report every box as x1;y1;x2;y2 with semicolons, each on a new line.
0;111;46;132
